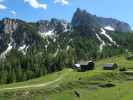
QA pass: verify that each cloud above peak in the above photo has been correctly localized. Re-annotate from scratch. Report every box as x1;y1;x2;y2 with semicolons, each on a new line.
0;4;6;10
10;10;16;16
0;0;4;2
0;0;69;12
24;0;47;10
54;0;69;5
0;0;6;10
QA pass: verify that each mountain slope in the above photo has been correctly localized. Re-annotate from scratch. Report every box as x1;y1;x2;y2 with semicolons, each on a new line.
0;8;133;84
71;8;132;50
0;9;132;57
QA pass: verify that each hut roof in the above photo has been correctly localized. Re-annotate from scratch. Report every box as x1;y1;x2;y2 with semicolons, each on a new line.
79;60;93;65
103;63;116;67
74;64;80;68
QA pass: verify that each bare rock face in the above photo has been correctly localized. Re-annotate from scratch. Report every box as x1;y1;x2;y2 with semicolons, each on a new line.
37;18;71;35
0;18;43;55
71;8;131;35
98;17;131;32
3;18;18;34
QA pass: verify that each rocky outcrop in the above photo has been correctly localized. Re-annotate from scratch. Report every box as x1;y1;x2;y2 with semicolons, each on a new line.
71;8;100;36
37;18;71;36
71;8;131;34
3;18;18;34
98;17;131;32
0;18;44;56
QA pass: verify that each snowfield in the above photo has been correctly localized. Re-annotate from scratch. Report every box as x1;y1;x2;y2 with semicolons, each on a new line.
18;44;28;55
39;30;55;37
100;28;117;45
0;42;12;58
18;45;26;51
104;26;115;31
0;37;14;58
96;33;106;52
96;27;118;52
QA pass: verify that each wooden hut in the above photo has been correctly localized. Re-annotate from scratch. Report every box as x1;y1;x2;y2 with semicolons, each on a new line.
103;63;118;70
73;61;95;72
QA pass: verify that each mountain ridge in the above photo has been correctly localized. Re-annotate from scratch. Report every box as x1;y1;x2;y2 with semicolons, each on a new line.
72;8;131;34
0;8;132;58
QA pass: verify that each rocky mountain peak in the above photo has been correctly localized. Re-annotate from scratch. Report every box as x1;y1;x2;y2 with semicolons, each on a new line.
72;8;131;34
2;18;18;34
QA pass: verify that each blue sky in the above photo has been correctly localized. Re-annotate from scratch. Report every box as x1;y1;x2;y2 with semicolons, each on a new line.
0;0;133;27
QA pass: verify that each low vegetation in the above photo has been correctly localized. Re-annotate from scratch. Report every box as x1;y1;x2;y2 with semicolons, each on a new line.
0;55;133;100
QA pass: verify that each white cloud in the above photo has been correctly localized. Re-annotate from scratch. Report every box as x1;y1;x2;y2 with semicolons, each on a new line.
11;10;16;16
54;0;69;5
0;4;6;10
24;0;47;10
0;0;4;2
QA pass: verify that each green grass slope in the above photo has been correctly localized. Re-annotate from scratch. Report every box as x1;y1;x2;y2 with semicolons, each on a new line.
0;55;133;100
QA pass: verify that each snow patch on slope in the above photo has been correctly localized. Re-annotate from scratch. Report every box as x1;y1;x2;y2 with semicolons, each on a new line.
18;45;26;51
18;44;28;55
62;23;68;32
100;28;117;45
45;45;48;50
66;45;70;51
96;33;106;52
53;48;59;57
104;26;115;31
39;30;55;38
0;35;15;58
53;38;56;43
0;41;12;58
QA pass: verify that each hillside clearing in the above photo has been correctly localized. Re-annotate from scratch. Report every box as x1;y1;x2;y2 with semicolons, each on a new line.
0;55;133;100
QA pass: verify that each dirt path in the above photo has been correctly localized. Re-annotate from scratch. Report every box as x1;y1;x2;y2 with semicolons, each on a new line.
0;69;73;91
0;77;62;91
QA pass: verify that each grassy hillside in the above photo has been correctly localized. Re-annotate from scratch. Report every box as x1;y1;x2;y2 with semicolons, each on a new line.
0;55;133;100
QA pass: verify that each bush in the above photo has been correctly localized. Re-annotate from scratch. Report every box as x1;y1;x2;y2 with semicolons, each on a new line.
119;67;126;71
